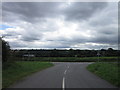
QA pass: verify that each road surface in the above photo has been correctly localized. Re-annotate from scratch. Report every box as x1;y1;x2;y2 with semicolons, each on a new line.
10;62;117;88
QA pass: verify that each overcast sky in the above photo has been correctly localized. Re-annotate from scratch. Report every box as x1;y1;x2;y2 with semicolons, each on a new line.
1;2;118;50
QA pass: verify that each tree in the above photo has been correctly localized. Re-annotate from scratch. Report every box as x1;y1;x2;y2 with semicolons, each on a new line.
50;49;59;57
107;48;114;56
2;38;10;63
69;48;75;57
108;48;114;51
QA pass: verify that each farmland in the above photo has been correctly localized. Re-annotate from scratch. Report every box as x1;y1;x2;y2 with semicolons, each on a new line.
17;56;118;62
87;62;119;87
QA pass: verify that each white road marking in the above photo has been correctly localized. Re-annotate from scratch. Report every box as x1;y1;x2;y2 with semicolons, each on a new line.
62;65;70;89
62;77;65;90
64;65;69;75
64;70;67;75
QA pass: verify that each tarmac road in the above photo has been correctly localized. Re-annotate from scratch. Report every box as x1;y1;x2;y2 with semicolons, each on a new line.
10;62;117;88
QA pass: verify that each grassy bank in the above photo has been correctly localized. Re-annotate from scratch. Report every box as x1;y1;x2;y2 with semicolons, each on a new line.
87;62;119;87
2;61;54;88
20;57;118;62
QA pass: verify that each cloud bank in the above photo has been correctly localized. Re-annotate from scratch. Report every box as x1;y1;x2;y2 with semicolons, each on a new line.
1;2;118;49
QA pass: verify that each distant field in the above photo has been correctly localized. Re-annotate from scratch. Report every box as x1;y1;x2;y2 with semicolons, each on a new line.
2;61;54;88
18;57;118;62
87;62;119;87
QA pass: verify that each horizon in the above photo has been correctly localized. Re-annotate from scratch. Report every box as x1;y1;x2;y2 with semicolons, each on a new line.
10;47;118;50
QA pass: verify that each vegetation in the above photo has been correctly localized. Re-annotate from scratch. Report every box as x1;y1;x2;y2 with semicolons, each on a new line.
87;62;119;87
17;57;118;62
2;61;54;88
2;38;10;63
13;48;118;58
1;38;54;88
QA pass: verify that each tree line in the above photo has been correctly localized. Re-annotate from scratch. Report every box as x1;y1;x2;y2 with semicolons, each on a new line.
12;48;118;58
1;37;119;64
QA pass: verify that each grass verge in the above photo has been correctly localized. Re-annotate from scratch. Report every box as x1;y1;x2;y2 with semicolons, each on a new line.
2;61;54;88
87;62;119;87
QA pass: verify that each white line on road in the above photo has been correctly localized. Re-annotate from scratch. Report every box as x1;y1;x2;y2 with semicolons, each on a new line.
64;70;67;75
62;65;69;89
64;65;69;75
62;77;65;90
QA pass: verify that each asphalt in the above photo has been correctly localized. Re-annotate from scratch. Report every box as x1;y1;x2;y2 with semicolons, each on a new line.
10;62;117;88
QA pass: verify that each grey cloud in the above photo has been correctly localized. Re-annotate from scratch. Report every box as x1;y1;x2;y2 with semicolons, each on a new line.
88;2;117;32
2;2;62;23
98;27;117;35
63;2;107;21
45;34;88;44
20;31;43;42
2;2;108;23
43;44;70;49
2;2;118;49
2;34;13;37
9;41;28;49
2;29;21;39
20;36;40;42
89;34;118;44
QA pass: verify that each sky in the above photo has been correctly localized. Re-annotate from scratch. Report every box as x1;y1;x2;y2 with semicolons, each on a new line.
1;2;118;50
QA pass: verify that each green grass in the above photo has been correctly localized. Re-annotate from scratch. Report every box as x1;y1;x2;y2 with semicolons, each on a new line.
87;62;119;87
21;57;118;62
2;61;54;88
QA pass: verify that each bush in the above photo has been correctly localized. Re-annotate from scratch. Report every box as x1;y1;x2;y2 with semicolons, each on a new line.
2;38;10;63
